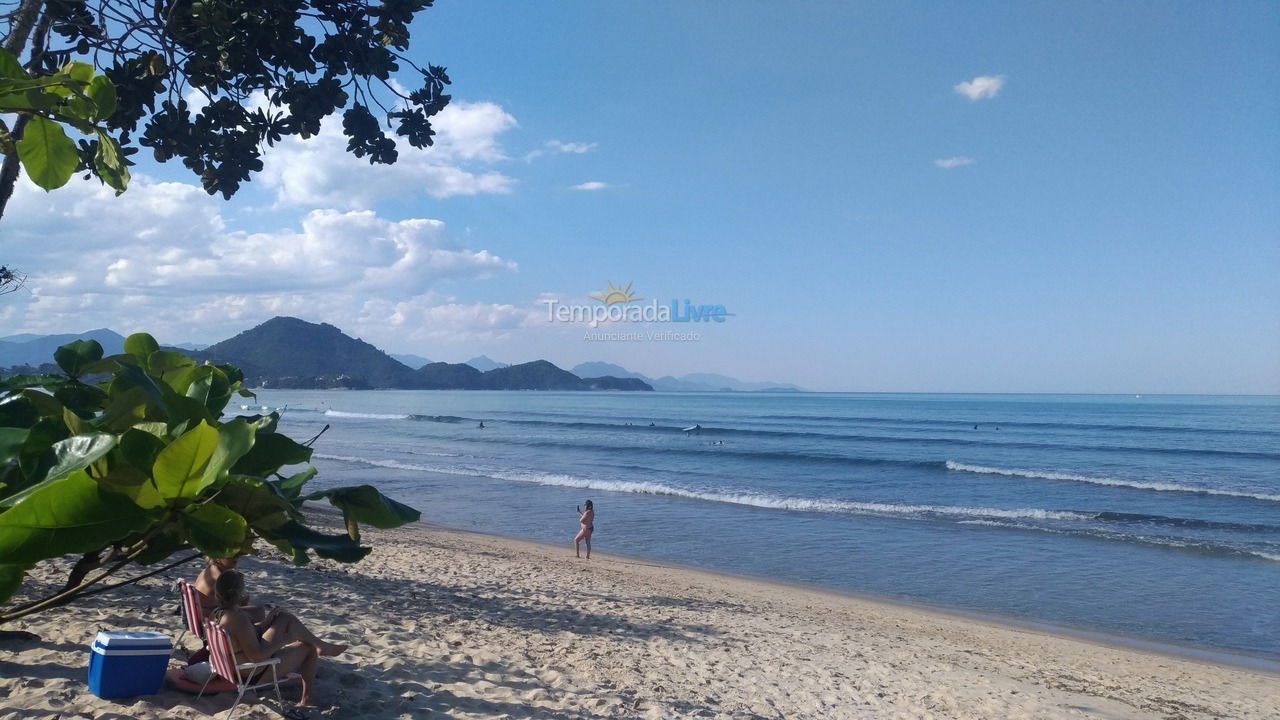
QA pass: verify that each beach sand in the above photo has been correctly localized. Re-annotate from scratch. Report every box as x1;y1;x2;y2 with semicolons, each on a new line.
2;517;1276;720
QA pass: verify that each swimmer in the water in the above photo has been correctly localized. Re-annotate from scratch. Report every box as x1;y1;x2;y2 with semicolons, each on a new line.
477;421;485;429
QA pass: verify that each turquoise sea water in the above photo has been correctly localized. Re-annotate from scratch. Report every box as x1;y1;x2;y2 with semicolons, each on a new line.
255;391;1280;660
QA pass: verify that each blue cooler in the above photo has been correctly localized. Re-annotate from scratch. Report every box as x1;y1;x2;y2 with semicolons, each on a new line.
87;631;172;698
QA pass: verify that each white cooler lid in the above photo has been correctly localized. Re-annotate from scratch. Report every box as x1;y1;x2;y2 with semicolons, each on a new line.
94;630;171;648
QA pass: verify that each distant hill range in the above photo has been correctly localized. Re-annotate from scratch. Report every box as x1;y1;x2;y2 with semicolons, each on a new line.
0;328;125;367
189;317;653;391
389;353;433;369
570;362;802;393
0;318;801;392
464;355;508;372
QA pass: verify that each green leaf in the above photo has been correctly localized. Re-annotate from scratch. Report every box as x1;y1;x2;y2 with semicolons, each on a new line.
86;76;116;119
131;527;188;565
17;116;78;191
0;432;116;509
80;354;129;375
262;520;370;563
123;332;160;361
149;350;195;376
0;48;29;79
231;432;311;477
53;339;104;378
182;503;247;557
113;362;170;418
94;131;130;194
198;418;256;490
120;427;166;472
0;395;38;428
20;389;63;417
63;407;90;435
0;563;29;603
44;432;115;482
0;427;30;466
0;81;63;113
18;417;67;485
99;466;165;510
152;420;219;500
275;467;316;500
0;470;153;565
54;381;108;419
308;485;420;531
130;421;169;438
96;385;150;433
60;61;94;84
219;476;296;528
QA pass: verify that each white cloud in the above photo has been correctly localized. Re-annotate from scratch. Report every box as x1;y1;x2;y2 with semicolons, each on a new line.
524;139;598;162
954;75;1004;101
258;100;518;209
571;181;611;191
1;175;520;342
547;140;596;154
934;156;975;169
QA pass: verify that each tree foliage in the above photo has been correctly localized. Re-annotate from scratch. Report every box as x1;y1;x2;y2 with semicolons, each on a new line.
0;0;450;208
0;334;419;622
0;49;129;192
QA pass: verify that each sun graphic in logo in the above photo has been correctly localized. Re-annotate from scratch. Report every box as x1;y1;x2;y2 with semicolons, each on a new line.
589;281;642;305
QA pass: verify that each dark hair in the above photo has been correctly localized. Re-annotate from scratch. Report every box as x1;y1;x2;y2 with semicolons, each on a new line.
584;500;593;510
214;570;248;611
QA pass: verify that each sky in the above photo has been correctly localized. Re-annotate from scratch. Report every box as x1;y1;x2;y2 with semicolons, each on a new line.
2;1;1277;393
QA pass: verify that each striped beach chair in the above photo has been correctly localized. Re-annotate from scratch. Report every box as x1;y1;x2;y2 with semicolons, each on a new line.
176;579;205;647
201;618;292;719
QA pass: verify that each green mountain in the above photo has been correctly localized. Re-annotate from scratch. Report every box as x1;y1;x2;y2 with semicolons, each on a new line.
416;362;483;389
581;376;654;391
198;317;418;389
478;360;587;390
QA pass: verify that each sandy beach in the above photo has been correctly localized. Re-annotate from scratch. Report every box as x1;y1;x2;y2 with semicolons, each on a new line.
2;516;1277;720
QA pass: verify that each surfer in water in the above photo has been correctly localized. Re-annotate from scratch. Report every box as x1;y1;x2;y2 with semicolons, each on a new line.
477;421;485;429
574;500;594;559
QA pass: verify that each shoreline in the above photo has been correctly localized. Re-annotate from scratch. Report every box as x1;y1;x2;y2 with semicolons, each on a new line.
408;514;1280;677
4;514;1278;718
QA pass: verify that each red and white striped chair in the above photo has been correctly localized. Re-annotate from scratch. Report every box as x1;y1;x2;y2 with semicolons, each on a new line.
200;618;293;719
176;579;205;647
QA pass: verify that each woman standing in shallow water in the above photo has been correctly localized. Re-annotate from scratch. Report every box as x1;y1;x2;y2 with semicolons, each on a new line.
574;500;595;559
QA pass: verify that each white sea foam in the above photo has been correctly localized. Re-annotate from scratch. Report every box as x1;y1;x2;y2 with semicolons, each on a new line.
315;453;456;471
324;410;412;421
945;461;1280;503
320;453;1087;521
959;518;1280;563
456;467;1091;522
310;453;1280;562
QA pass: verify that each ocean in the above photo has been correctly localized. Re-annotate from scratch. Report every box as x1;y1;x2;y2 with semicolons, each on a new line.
253;390;1280;661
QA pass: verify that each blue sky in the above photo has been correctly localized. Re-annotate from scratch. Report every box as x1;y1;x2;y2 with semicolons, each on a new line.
3;1;1277;393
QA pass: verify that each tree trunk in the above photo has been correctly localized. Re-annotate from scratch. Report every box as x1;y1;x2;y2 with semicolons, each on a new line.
0;116;29;221
2;0;42;54
0;4;52;223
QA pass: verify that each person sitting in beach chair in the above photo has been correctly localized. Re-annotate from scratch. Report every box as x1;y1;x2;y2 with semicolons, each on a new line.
197;555;347;656
210;570;347;713
196;555;243;611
